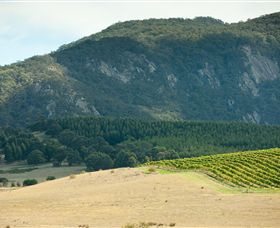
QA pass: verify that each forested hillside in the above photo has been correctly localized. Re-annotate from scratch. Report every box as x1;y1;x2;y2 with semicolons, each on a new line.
0;13;280;126
1;117;280;169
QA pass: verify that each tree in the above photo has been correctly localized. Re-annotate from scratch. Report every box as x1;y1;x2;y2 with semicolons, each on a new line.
114;150;138;168
45;121;62;136
158;150;179;160
85;152;113;171
0;177;8;187
78;146;91;160
100;145;116;159
27;150;46;165
69;136;90;150
4;144;14;162
91;137;109;151
44;140;61;161
58;130;76;146
67;149;81;166
53;147;67;166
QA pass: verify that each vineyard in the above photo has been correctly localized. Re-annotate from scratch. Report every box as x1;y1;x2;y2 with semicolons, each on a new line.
147;148;280;188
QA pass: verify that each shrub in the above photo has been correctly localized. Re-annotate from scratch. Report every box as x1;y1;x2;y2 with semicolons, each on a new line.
122;224;136;228
85;152;113;171
23;179;38;186
69;174;76;179
78;225;89;228
46;176;56;181
27;150;46;165
147;167;156;173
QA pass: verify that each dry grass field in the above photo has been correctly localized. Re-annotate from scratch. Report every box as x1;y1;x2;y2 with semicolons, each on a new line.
0;168;279;228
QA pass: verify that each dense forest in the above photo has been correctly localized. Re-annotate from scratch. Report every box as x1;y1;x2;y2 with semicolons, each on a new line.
1;117;280;170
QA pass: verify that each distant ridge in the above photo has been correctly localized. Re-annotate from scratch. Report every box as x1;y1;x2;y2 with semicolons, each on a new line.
1;12;280;126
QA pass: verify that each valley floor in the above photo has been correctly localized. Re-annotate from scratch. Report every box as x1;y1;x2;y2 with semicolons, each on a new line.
0;168;279;227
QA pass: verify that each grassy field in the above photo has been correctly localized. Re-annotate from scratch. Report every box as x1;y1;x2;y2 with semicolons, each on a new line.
147;148;280;189
0;162;85;185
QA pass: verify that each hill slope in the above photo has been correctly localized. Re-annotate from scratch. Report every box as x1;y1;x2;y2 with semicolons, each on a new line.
1;13;280;126
0;168;279;227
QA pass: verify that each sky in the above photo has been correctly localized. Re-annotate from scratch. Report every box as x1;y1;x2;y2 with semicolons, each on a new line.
0;0;280;66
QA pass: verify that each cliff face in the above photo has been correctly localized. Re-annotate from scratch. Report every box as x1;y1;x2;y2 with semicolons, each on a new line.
1;13;280;126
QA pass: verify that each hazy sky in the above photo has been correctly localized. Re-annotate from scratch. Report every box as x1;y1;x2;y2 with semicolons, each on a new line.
1;1;280;66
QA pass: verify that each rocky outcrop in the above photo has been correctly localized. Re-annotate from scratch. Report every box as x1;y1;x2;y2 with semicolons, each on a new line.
198;62;220;89
243;111;261;124
243;46;279;83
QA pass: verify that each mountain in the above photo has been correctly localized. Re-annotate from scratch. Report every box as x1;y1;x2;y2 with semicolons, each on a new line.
1;12;280;126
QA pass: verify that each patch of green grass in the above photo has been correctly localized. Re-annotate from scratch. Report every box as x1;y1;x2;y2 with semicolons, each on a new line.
0;167;38;174
147;148;280;190
141;168;280;194
0;163;86;184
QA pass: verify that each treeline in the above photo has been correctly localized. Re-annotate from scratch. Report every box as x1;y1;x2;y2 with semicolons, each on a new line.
1;117;280;170
36;117;280;149
73;14;280;48
0;127;43;162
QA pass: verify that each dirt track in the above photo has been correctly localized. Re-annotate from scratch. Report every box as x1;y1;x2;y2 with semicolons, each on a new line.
0;168;279;227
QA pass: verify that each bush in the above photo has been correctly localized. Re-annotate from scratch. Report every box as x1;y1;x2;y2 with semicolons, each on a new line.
147;167;156;173
23;179;38;186
27;150;46;165
46;176;56;181
69;174;76;179
85;152;113;171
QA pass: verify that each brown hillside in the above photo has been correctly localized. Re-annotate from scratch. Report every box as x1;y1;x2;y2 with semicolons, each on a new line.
0;168;279;227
